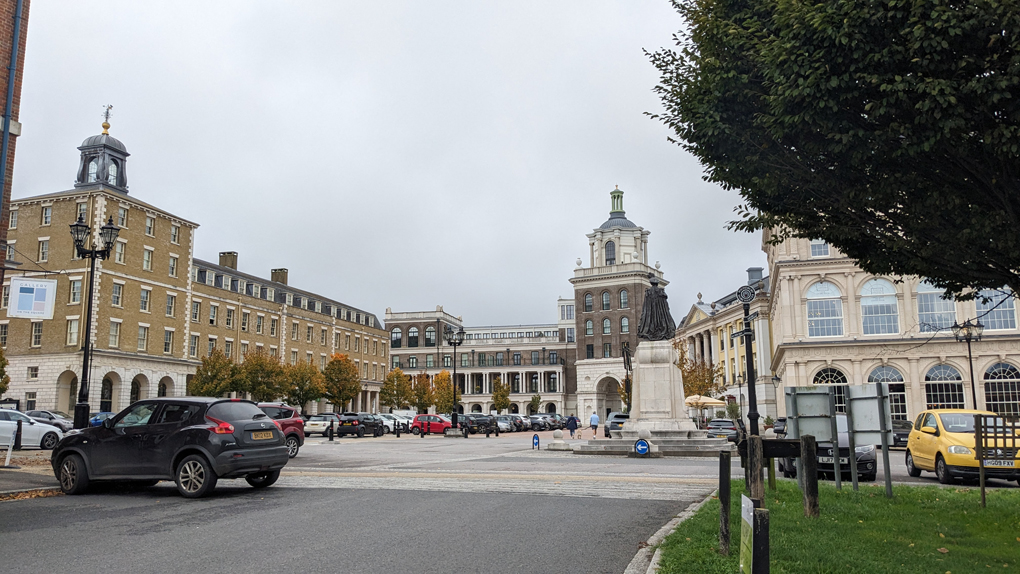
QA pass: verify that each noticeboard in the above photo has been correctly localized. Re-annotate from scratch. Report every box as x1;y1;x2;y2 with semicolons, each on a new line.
6;277;57;319
784;386;836;442
739;495;755;573
847;383;893;445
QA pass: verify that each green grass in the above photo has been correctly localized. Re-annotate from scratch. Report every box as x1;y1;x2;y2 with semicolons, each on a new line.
657;480;1020;573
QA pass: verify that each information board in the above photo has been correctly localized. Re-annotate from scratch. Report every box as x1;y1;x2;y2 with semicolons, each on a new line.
739;495;754;574
6;277;57;319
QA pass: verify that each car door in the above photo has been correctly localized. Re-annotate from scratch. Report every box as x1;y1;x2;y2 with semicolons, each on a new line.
8;411;43;446
90;402;161;476
145;403;202;476
912;412;939;470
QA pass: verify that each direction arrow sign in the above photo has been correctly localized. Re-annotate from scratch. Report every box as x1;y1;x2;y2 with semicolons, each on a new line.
634;439;650;455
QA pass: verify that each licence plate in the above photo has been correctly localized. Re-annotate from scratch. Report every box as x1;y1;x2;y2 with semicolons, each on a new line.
342;421;353;426
251;431;274;440
715;434;728;438
817;456;849;464
984;460;1016;468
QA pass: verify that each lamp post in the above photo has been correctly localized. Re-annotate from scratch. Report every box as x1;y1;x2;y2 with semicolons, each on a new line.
443;325;465;429
952;319;984;409
69;215;121;429
771;375;782;420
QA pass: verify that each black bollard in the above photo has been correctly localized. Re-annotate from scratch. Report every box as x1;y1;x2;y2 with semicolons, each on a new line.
719;450;731;556
463;425;468;438
328;420;334;442
14;418;22;450
395;421;401;438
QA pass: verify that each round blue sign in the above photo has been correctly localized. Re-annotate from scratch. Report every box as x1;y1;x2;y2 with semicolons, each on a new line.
634;439;650;455
533;434;540;447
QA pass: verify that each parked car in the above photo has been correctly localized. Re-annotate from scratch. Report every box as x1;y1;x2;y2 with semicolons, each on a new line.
905;409;1019;485
513;414;531;431
411;414;451;435
773;417;787;437
50;397;289;498
892;419;912;448
258;402;305;458
780;414;877;481
26;410;74;432
377;413;402;433
331;413;380;437
304;413;341;437
496;416;515;432
0;409;63;449
89;412;116;427
528;416;548;431
605;412;629;437
706;418;738;441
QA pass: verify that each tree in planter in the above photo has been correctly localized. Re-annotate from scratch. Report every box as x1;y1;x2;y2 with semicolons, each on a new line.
529;394;542;415
242;348;287;403
322;353;362;412
380;368;413;411
188;348;243;397
433;370;455;414
411;372;434;414
726;401;741;422
649;0;1020;300
282;361;325;415
673;341;724;399
491;376;511;415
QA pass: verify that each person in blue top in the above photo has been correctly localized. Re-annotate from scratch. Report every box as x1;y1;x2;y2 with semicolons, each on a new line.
565;413;578;438
589;411;600;439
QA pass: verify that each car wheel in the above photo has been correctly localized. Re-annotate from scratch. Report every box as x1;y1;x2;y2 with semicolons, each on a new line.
935;455;954;485
40;432;59;450
357;426;365;438
286;436;300;458
905;451;922;477
175;454;218;498
384;426;391;434
411;427;420;435
58;453;90;495
245;470;281;489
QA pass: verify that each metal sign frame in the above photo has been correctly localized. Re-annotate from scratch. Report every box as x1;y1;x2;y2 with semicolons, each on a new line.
974;414;1020;507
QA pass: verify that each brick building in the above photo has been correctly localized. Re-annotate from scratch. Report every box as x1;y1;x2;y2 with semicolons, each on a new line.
0;0;31;289
1;124;386;414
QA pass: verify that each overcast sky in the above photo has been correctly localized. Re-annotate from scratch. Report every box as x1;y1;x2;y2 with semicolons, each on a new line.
13;1;767;326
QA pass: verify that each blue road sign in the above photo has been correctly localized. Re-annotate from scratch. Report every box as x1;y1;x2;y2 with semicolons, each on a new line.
634;439;650;455
533;434;540;449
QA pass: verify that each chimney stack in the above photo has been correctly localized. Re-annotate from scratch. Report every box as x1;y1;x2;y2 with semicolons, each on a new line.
219;251;238;270
271;268;288;285
746;267;764;285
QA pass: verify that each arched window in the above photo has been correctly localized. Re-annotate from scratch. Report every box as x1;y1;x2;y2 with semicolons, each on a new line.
157;382;167;397
584;293;593;313
603;318;611;335
107;161;118;185
621;317;629;334
983;363;1020;418
87;160;98;183
100;379;113;412
917;280;956;332
620;289;628;309
390;327;402;349
585;320;593;336
860;278;899;335
130;380;141;403
605;241;616;265
812;367;848;412
976;289;1017;330
806;281;843;337
924;364;965;409
868;365;906;420
602;291;611;311
407;327;419;347
424;326;436;347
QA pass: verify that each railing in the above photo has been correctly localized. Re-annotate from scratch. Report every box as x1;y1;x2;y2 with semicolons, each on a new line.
574;262;661;278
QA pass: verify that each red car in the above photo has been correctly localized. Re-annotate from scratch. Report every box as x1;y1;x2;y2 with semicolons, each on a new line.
258;403;305;458
411;414;452;435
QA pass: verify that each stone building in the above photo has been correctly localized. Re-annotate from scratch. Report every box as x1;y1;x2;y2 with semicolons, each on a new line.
385;303;575;415
766;234;1020;420
1;125;386;414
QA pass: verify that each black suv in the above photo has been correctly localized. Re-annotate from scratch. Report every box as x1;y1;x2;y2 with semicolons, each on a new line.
337;412;383;437
51;398;289;498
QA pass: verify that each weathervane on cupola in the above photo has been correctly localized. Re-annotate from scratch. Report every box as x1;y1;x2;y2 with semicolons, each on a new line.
101;104;113;134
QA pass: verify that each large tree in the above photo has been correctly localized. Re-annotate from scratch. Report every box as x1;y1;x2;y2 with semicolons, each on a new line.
323;353;361;412
282;361;325;415
491;375;511;415
432;370;455;414
188;348;242;397
650;0;1020;298
241;348;286;402
673;340;724;399
380;368;413;411
410;372;434;414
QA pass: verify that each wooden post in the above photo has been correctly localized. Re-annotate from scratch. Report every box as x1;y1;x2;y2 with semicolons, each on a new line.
767;457;776;491
976;415;986;508
801;435;819;518
719;451;731;556
753;507;770;573
749;436;765;501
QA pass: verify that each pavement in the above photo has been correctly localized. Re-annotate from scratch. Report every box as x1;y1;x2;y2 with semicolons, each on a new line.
0;449;58;493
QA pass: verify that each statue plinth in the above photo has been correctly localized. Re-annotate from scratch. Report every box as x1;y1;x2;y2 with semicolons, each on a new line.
619;339;700;439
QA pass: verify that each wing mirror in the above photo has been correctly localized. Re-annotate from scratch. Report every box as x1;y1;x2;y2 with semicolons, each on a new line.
103;418;115;429
920;426;937;435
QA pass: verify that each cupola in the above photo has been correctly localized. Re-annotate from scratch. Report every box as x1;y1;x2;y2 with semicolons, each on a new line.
74;108;129;193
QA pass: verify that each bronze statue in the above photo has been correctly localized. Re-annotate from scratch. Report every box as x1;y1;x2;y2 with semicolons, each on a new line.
637;274;676;341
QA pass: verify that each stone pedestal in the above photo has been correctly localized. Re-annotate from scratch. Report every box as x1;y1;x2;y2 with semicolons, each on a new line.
546;429;572;451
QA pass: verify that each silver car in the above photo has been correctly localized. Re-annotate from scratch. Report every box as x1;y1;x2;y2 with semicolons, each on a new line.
0;409;64;449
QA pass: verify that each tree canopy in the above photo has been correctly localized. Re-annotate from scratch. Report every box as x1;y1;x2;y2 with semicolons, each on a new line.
650;0;1020;298
0;347;9;397
380;368;413;410
673;340;724;399
242;348;286;403
323;353;361;412
189;348;243;397
433;370;455;414
282;361;326;414
411;372;434;414
491;375;511;414
529;394;542;415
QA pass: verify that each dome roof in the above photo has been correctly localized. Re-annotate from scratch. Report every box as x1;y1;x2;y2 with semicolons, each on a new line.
80;133;127;153
599;211;638;230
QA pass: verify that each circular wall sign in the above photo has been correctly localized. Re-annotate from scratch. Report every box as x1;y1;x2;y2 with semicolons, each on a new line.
634;439;649;455
736;285;755;303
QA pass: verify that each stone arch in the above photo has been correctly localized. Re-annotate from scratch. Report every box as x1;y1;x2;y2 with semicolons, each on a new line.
595;376;623;419
546;403;557;414
470;404;482;413
158;375;174;398
99;371;122;413
56;370;79;414
509;403;519;414
130;374;150;404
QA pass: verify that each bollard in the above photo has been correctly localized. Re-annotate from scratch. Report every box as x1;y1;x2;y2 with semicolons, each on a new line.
328;420;334;442
14;419;22;450
462;424;468;438
395;421;401;438
801;435;819;518
719;450;731;556
427;420;431;436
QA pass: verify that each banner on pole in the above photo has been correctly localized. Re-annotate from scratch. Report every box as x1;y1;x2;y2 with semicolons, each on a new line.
6;277;57;319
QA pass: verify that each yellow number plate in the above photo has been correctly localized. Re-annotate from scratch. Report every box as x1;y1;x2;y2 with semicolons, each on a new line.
251;431;274;440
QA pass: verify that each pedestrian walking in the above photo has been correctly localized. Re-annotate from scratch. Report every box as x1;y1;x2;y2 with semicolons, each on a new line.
566;413;578;438
589;411;600;440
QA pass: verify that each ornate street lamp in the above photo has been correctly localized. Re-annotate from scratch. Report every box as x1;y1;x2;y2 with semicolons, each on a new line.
952;319;985;409
443;325;465;429
69;215;120;429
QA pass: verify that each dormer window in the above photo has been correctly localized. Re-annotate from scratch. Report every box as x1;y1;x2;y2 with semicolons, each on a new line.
87;160;98;183
108;161;118;185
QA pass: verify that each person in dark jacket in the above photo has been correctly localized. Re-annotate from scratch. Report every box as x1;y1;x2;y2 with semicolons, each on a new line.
566;413;578;438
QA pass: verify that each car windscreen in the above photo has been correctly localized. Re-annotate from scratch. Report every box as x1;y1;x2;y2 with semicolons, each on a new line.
938;413;1005;433
308;415;326;421
707;420;732;427
207;401;268;422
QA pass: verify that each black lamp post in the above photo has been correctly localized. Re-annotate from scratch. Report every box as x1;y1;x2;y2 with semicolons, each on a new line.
952;319;985;409
69;215;120;429
444;325;465;428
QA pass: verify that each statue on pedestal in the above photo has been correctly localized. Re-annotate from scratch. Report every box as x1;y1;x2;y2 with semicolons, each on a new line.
637;274;675;341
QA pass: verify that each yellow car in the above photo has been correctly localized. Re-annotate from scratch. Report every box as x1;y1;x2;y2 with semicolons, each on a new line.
905;409;1020;485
